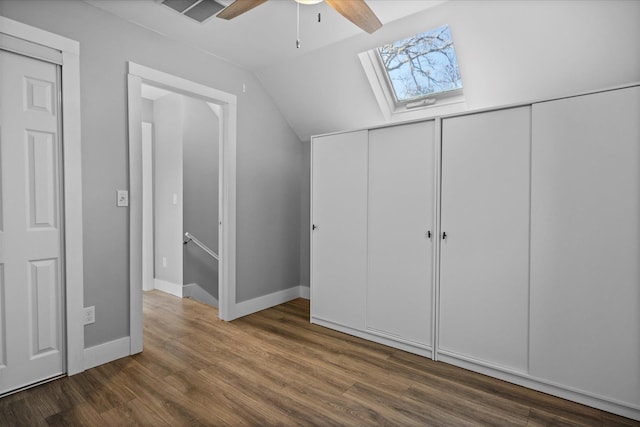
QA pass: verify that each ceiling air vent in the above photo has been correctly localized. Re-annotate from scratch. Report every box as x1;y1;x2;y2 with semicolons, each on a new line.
160;0;229;23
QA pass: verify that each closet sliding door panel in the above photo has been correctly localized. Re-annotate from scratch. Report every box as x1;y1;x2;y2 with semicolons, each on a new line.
530;87;640;406
311;131;368;329
439;107;531;372
367;121;435;346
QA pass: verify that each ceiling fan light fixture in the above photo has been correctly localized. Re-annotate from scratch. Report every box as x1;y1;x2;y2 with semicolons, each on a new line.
295;0;323;4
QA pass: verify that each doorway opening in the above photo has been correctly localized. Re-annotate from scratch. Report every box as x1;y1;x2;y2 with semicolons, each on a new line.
140;84;221;306
127;62;237;355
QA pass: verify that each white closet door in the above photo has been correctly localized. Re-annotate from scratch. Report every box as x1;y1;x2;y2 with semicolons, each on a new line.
439;107;531;372
530;87;640;406
367;121;434;347
311;131;368;329
0;50;65;394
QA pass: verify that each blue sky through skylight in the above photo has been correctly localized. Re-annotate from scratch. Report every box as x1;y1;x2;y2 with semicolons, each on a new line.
378;25;462;103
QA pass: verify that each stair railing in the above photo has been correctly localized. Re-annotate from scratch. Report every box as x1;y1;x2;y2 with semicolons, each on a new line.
184;232;219;261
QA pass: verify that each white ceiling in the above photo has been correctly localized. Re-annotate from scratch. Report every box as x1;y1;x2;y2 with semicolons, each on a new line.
83;0;446;70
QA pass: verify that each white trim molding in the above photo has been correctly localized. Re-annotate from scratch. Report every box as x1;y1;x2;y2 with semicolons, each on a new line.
233;286;309;319
153;279;183;298
0;16;84;376
83;337;131;371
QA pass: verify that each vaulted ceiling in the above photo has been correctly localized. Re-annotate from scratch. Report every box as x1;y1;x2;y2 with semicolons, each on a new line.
80;0;640;142
83;0;446;70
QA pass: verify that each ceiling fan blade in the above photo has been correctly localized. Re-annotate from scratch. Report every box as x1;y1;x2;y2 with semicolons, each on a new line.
217;0;268;20
325;0;382;34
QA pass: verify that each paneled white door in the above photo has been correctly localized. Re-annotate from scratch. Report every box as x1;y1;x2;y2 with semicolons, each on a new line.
0;50;65;394
367;122;435;347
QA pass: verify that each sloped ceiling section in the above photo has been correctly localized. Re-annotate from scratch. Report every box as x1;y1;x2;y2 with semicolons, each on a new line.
256;0;640;141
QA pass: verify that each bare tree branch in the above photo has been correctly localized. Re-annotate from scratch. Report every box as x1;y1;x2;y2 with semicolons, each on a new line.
378;26;462;100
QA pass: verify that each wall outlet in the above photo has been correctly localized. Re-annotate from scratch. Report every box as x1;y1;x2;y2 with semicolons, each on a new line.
84;306;95;325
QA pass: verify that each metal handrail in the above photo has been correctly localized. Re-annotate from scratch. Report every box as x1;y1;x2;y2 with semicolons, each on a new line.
184;232;219;261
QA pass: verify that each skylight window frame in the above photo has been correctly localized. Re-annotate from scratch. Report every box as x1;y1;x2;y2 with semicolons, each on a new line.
359;24;465;119
374;47;464;107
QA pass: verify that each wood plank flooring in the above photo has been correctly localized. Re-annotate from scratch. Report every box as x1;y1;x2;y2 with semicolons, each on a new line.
1;290;638;426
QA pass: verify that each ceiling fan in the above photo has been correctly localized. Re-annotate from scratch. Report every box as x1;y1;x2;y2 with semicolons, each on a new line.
217;0;383;34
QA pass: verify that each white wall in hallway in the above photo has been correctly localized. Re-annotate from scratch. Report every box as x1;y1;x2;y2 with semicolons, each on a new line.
153;93;184;287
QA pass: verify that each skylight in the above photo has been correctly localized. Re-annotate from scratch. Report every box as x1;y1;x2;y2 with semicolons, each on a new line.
377;25;463;104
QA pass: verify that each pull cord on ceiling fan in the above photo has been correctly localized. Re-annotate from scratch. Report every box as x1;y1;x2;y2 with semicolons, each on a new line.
217;0;383;40
295;0;323;48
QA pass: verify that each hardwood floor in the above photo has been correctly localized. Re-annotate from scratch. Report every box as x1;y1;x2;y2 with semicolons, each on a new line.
1;290;638;426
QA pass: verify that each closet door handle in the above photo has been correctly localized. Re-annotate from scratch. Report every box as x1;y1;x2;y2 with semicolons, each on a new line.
442;232;447;240
427;230;432;239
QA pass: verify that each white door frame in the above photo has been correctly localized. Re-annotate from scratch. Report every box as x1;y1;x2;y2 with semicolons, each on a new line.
0;17;84;375
127;62;237;354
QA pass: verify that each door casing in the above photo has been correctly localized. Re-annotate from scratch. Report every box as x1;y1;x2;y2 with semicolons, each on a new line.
127;62;238;355
0;16;84;375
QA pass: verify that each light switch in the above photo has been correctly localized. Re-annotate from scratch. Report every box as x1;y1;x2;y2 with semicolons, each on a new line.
117;190;129;207
172;193;178;205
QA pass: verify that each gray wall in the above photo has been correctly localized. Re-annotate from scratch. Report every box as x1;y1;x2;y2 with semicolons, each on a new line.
153;93;184;286
235;88;302;303
299;142;310;289
183;97;219;298
0;0;303;348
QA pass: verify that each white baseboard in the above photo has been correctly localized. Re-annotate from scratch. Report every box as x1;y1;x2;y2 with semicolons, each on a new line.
83;336;131;370
436;353;640;421
154;278;182;297
311;316;432;358
299;285;310;300
183;283;218;307
233;285;309;319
